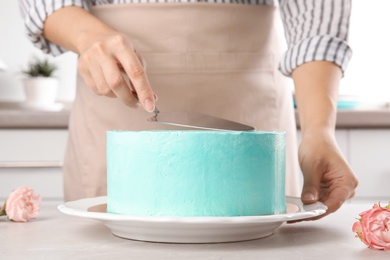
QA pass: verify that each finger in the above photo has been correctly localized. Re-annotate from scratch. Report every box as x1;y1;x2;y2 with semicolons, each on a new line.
77;62;112;96
323;194;345;215
114;46;156;112
79;49;115;97
322;180;351;214
135;50;159;102
99;57;140;108
300;159;324;205
136;51;160;104
135;49;147;70
124;61;155;112
88;59;116;97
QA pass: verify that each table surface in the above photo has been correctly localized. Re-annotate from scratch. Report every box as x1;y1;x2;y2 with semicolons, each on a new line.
1;201;389;260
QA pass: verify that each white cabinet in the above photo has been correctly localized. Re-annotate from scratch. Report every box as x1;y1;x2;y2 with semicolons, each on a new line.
0;129;68;200
349;130;390;200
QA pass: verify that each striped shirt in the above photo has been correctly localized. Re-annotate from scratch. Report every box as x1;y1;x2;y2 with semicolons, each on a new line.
18;0;352;76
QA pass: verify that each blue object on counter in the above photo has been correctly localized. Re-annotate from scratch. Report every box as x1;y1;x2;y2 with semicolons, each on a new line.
293;99;360;109
337;100;360;109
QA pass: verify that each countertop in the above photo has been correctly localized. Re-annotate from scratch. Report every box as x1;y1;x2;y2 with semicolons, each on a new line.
1;101;390;129
0;102;70;129
1;200;389;260
295;108;390;129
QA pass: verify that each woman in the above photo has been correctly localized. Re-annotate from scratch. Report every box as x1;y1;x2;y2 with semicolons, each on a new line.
20;0;357;220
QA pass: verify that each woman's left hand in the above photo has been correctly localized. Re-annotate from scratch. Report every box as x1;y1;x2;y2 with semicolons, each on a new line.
297;130;358;220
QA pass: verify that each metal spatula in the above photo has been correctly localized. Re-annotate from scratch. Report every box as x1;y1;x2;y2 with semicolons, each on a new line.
147;109;256;132
122;71;254;131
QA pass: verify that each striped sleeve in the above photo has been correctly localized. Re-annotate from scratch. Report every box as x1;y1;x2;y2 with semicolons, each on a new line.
18;0;89;56
278;0;352;76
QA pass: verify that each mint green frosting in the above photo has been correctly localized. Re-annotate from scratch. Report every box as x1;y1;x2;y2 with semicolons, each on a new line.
107;130;286;217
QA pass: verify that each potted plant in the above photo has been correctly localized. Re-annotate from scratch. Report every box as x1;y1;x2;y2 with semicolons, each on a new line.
22;57;59;106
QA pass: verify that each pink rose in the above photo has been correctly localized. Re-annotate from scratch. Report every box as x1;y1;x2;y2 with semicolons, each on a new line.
1;186;41;222
352;203;390;251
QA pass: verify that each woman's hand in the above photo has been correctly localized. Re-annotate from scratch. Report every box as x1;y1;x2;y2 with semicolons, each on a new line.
43;6;157;112
298;130;358;220
77;32;156;111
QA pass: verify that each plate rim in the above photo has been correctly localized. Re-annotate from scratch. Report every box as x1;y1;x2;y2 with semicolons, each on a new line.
58;196;327;224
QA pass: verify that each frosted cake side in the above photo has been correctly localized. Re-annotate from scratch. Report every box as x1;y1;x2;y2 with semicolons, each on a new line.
107;130;286;217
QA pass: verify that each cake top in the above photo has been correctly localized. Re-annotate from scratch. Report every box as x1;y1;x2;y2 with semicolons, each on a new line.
108;130;285;135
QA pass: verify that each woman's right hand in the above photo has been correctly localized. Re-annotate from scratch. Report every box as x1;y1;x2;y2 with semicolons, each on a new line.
43;6;156;112
77;32;157;112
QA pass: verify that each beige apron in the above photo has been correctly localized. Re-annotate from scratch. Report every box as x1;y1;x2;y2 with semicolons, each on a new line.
63;3;301;202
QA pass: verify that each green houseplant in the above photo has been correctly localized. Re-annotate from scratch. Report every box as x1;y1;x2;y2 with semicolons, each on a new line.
23;58;57;78
22;57;59;106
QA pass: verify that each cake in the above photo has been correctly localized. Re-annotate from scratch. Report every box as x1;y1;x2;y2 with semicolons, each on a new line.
107;130;286;217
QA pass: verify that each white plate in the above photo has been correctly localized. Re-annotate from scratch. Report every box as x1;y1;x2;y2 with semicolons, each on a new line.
58;196;327;243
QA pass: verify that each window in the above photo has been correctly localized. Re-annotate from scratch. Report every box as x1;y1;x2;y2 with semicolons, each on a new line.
341;0;390;105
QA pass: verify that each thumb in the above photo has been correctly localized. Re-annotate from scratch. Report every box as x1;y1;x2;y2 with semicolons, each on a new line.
301;166;322;205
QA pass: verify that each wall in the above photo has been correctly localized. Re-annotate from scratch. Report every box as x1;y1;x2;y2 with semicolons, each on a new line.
336;0;390;101
0;1;77;102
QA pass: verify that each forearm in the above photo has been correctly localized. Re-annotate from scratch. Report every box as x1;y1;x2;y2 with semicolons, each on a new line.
43;6;115;54
292;61;341;138
292;61;358;215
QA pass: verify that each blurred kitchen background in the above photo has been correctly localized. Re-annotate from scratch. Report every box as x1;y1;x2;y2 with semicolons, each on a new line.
1;1;390;202
0;2;77;103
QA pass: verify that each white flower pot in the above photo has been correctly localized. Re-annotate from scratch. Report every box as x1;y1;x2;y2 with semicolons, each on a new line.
23;77;59;105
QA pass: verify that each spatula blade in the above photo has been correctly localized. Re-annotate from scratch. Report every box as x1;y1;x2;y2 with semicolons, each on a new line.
147;111;255;131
